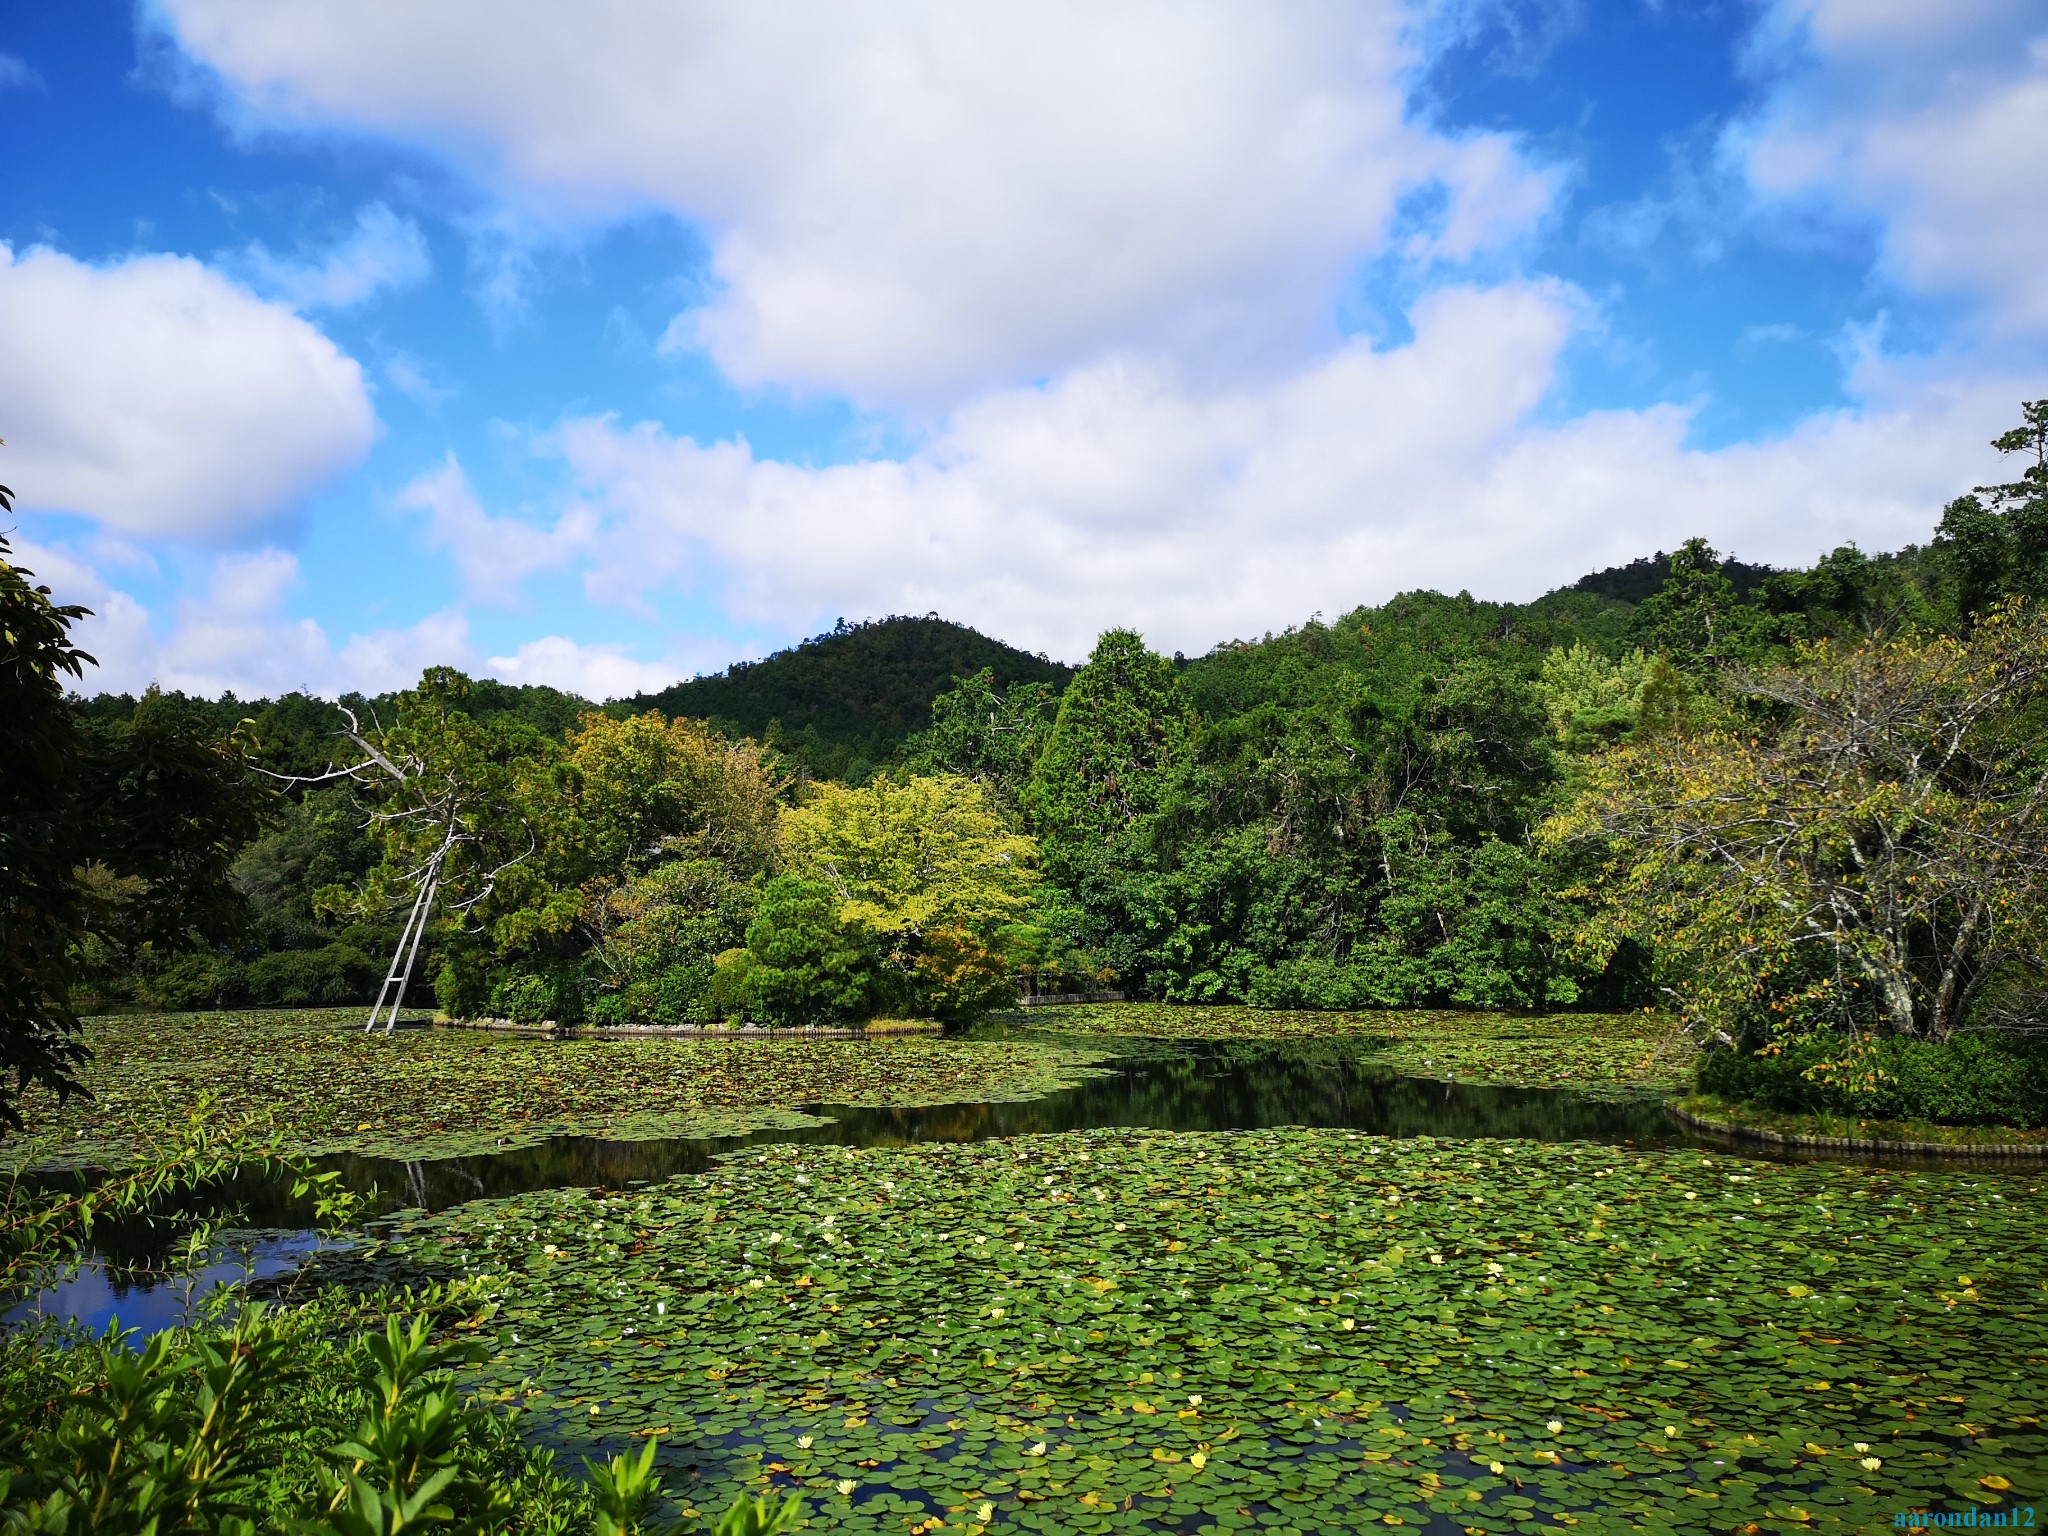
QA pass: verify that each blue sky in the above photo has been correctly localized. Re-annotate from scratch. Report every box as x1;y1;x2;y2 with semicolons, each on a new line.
2;0;2042;699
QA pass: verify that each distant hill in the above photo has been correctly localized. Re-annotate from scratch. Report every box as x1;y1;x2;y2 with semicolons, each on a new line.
1565;550;1778;606
624;615;1073;776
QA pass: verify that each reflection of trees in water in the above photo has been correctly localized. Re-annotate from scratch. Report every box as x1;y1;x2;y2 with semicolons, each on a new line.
299;1043;1678;1216
16;1164;333;1286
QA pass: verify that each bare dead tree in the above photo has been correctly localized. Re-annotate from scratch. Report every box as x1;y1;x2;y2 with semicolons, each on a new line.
264;706;534;1033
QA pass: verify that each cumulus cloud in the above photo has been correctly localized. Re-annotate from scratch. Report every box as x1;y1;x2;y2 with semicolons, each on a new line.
232;201;432;310
483;636;704;700
152;0;1558;404
9;536;476;698
118;0;2036;684
0;245;375;539
397;285;2019;661
334;609;476;694
396;455;595;603
1734;0;2048;334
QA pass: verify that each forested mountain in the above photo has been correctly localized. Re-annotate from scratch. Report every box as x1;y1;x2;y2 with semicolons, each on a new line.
623;615;1072;780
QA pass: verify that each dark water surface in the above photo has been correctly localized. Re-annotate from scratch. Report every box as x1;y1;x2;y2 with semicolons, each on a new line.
0;1035;1822;1333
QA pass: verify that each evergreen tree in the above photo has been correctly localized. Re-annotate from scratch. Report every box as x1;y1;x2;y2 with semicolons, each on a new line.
1026;630;1193;865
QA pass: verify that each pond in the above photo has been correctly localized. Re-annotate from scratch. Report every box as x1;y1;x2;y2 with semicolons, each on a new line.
18;1035;1688;1331
15;1026;2044;1533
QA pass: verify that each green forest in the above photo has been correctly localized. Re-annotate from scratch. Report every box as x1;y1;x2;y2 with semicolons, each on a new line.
9;402;2045;1134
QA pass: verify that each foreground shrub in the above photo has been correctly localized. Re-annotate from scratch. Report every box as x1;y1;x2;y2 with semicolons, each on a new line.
1696;1032;2048;1127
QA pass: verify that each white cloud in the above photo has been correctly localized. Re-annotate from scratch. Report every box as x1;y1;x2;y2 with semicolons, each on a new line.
383;351;453;406
154;549;335;696
232;201;432;310
1734;0;2048;334
396;455;594;603
0;244;375;539
483;636;696;701
400;284;2020;662
152;0;1558;405
8;535;477;698
335;609;476;695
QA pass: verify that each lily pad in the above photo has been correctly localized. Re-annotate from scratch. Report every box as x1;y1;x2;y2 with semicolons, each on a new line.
367;1128;2047;1533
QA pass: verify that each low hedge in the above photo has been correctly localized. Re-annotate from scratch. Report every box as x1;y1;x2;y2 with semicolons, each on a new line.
1697;1032;2048;1129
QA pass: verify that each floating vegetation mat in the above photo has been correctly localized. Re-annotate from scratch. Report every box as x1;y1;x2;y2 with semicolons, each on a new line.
1014;1006;1694;1098
4;1010;1117;1170
377;1128;2046;1534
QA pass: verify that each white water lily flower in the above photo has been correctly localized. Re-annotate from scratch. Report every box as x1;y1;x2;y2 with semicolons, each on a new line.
1861;1456;1882;1472
1486;1263;1505;1276
1853;1442;1870;1453
656;1302;666;1316
1189;1451;1207;1470
989;1307;1005;1319
1188;1395;1202;1406
1025;1442;1047;1456
976;1502;995;1521
836;1479;858;1496
796;1435;814;1450
1548;1419;1564;1434
1429;1253;1444;1265
1664;1426;1677;1437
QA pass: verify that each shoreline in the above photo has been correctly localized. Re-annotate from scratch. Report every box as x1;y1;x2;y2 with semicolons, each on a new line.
1667;1098;2048;1159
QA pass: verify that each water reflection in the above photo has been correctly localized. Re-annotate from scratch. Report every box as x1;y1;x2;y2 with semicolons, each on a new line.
322;1039;1684;1215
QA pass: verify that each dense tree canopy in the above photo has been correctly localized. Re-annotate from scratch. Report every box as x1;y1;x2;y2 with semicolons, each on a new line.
39;400;2048;1049
1547;604;2048;1046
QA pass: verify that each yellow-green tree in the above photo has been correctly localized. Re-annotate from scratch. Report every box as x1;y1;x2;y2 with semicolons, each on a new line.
781;773;1038;1019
